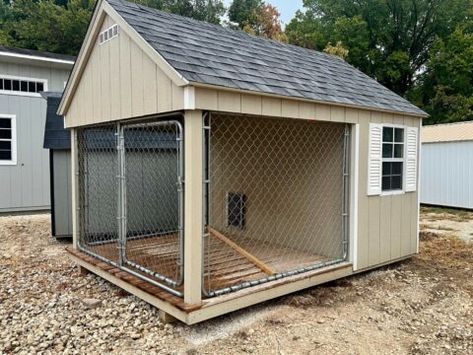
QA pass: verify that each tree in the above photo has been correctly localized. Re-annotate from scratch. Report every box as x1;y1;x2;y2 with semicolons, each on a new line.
412;27;473;124
228;0;263;29
136;0;225;24
324;41;348;60
0;0;94;56
286;0;472;97
0;0;226;55
242;3;287;42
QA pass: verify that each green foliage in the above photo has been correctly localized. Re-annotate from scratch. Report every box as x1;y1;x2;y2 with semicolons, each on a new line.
135;0;225;24
0;0;94;56
0;0;225;55
228;0;263;29
286;11;327;50
287;0;472;97
412;27;473;124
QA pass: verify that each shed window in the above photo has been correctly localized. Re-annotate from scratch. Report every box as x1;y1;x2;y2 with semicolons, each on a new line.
0;116;16;165
382;127;404;191
0;76;47;96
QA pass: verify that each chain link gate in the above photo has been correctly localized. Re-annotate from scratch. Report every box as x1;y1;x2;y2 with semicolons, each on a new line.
77;119;184;296
203;113;350;297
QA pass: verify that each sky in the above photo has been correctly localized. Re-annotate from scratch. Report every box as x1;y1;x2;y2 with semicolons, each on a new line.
223;0;304;26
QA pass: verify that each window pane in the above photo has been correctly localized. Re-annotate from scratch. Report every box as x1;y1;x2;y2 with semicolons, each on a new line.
12;80;19;91
382;161;391;176
20;81;28;92
382;176;391;191
383;143;393;158
0;141;11;150
36;82;44;92
394;144;404;158
4;80;11;90
0;150;12;160
395;128;404;142
28;82;36;92
392;176;402;190
383;127;393;142
0;130;12;139
0;119;11;129
392;162;403;175
0;79;3;90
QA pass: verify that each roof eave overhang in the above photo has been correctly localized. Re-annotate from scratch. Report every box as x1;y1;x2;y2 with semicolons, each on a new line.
189;81;429;119
58;0;189;116
0;52;74;67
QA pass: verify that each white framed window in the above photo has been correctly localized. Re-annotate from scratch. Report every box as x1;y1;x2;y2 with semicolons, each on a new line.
0;114;17;165
99;24;119;45
0;75;48;97
367;123;418;196
382;126;405;192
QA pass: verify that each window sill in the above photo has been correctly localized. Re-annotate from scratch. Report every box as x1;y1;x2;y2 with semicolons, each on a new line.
381;190;405;196
0;90;43;98
0;161;17;166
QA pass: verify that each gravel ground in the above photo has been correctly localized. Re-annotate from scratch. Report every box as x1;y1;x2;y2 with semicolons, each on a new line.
0;211;472;354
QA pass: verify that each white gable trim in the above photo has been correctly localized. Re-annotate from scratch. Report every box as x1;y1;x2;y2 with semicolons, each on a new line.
59;0;188;116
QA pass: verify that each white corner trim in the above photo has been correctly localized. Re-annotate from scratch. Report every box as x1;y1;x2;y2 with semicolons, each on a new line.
0;51;74;66
184;86;196;110
416;124;422;253
0;114;17;166
350;124;360;270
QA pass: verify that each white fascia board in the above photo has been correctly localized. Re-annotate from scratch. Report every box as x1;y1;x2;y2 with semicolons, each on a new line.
0;52;74;66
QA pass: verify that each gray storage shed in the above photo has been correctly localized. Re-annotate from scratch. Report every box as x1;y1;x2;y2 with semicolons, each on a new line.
0;46;74;212
59;0;426;324
421;122;473;209
43;92;72;237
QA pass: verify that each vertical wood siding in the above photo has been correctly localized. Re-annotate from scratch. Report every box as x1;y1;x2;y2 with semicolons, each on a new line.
66;15;184;127
0;61;70;212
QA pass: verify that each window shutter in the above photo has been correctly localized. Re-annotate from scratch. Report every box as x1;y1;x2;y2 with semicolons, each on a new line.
367;123;383;196
405;127;418;192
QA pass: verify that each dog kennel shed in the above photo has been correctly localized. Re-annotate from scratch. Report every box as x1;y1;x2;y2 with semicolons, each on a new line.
59;0;426;324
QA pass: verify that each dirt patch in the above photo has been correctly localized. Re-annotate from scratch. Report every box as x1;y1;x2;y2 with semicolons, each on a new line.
0;211;472;354
420;206;473;243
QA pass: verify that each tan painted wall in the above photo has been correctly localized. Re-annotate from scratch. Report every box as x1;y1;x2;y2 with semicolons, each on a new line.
194;87;422;271
66;15;184;128
356;112;421;270
195;87;367;124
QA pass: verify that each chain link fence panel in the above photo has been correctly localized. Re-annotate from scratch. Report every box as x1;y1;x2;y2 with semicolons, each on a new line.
121;121;184;287
203;113;350;296
77;124;119;262
77;119;184;294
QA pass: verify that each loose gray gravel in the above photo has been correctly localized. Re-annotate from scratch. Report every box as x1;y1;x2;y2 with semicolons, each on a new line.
0;213;471;354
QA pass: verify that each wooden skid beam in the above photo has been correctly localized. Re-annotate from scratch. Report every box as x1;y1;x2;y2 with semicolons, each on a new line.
207;226;276;275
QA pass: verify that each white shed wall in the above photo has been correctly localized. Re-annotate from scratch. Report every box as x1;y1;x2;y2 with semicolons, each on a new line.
0;60;71;212
421;141;473;209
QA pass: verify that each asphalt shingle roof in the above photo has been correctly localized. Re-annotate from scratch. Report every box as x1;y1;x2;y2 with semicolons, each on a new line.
108;0;426;117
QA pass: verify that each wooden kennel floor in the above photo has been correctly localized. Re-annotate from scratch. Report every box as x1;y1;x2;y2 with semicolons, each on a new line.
82;231;330;293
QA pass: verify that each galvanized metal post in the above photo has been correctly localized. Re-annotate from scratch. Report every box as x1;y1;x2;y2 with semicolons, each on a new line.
117;123;127;267
342;124;351;260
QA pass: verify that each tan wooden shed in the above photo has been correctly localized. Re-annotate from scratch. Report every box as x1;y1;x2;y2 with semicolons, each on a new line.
59;0;427;324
